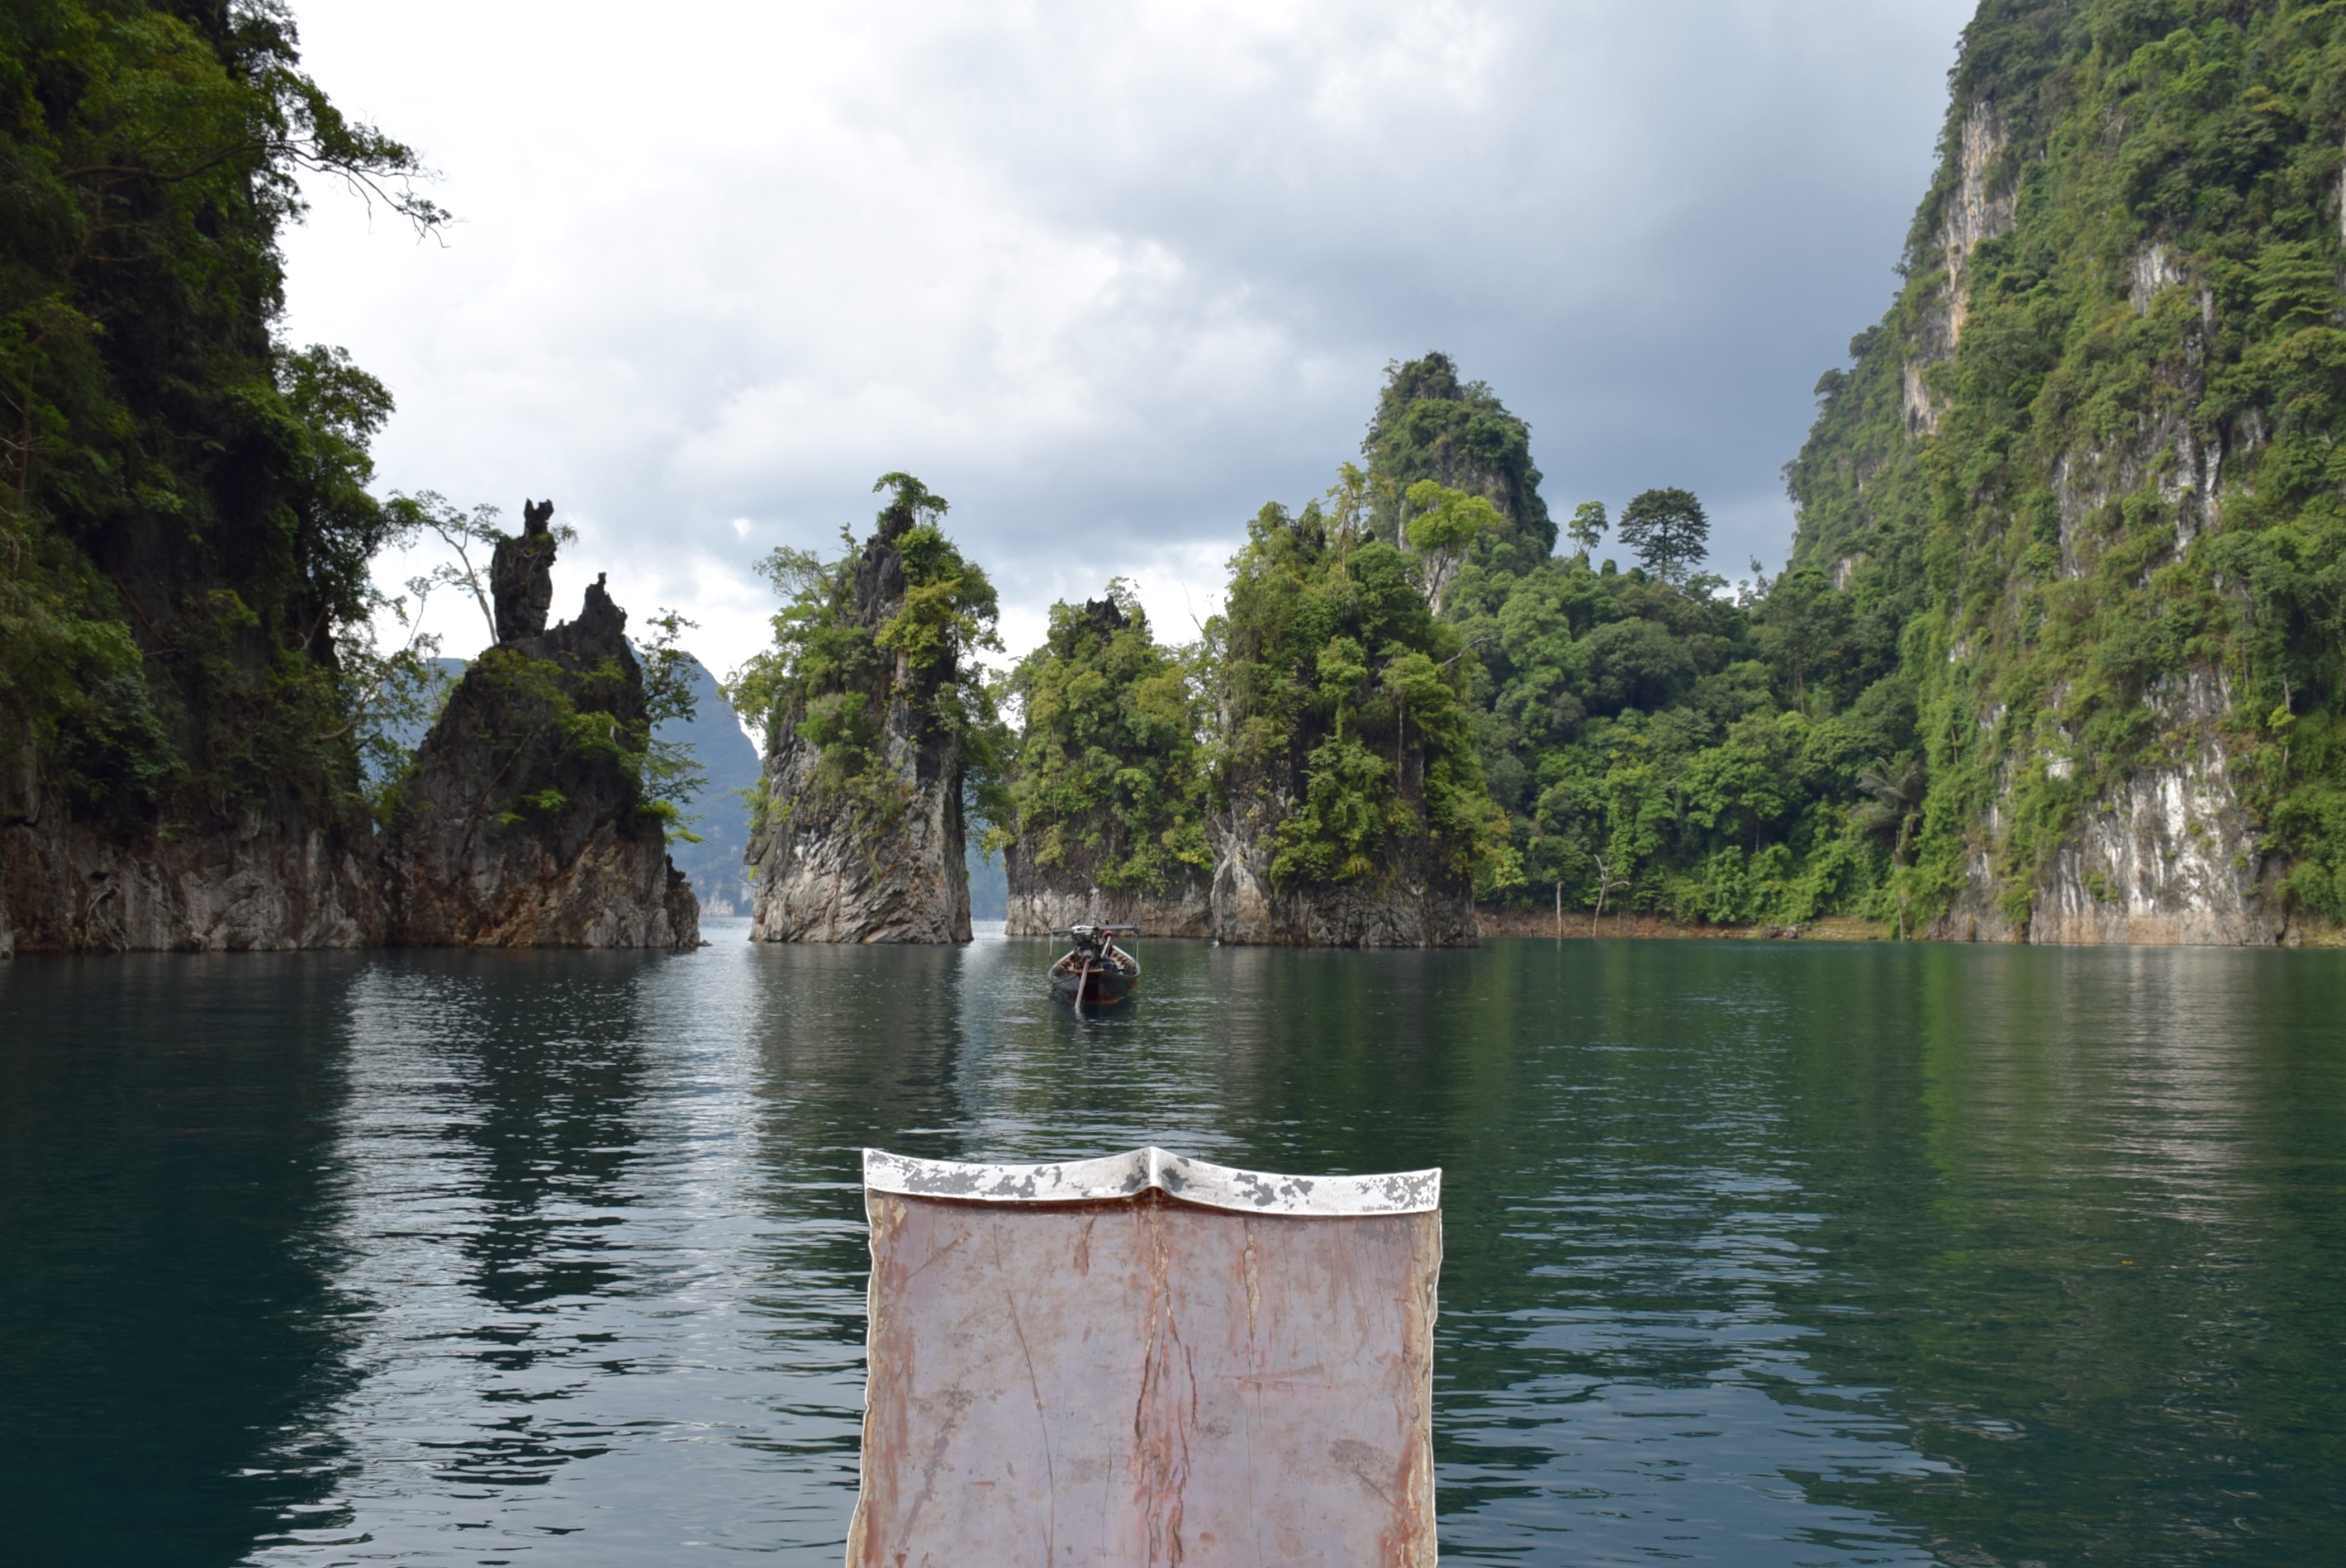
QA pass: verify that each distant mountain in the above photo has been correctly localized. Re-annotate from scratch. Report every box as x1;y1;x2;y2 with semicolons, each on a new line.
966;831;1006;922
662;656;762;917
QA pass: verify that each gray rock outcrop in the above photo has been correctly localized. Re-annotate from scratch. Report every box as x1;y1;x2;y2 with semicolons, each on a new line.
380;563;699;950
1209;801;1476;948
0;800;382;957
1930;668;2307;945
492;498;559;643
749;739;971;943
1003;852;1211;938
0;700;383;957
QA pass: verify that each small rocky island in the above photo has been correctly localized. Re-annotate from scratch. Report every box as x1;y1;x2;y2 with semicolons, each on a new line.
741;476;990;943
380;503;700;949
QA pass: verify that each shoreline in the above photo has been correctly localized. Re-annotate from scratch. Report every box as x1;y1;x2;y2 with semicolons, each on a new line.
1475;907;2346;948
1475;907;1891;942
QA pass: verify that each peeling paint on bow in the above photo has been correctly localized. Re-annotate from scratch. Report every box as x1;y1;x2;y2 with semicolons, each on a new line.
862;1147;1440;1216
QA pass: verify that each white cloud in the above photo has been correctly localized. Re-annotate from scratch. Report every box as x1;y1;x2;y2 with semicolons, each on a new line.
282;0;1972;681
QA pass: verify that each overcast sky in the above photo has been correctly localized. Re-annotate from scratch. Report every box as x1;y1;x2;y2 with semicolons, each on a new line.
279;0;1974;681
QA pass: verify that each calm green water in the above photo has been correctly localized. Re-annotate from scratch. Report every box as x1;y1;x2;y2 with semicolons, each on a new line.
2;926;2342;1566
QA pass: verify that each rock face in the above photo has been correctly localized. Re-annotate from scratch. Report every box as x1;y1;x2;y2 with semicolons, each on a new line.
381;557;699;951
0;687;382;957
0;801;382;957
749;740;971;943
1209;803;1477;948
1901;147;2295;947
748;497;973;944
1930;669;2299;945
1003;853;1211;938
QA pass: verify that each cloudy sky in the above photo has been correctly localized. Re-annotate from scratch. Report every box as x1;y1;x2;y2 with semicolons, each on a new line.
279;0;1974;681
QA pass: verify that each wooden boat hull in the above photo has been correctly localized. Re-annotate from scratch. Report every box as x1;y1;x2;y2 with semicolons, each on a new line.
1049;961;1137;1007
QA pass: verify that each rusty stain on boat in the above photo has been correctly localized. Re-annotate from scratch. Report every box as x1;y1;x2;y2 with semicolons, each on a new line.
847;1148;1442;1566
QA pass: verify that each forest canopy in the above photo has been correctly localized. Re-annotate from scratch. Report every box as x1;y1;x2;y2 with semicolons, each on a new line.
998;584;1209;896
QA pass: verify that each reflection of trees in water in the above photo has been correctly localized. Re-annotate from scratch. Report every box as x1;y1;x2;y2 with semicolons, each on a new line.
0;953;366;1562
1201;941;1497;1176
1367;938;1848;1528
1781;946;2346;1566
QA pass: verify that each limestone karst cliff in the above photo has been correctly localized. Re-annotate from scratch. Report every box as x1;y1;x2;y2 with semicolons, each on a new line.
1003;862;1211;939
1209;823;1477;947
734;475;997;943
1000;592;1213;938
379;521;699;950
1784;0;2346;944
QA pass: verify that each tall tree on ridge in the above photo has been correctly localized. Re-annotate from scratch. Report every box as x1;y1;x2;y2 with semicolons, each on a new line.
1616;488;1710;583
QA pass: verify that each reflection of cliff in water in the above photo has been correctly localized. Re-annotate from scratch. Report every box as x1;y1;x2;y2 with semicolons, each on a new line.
1755;946;2340;1566
281;949;677;1509
743;941;973;1152
419;954;659;1314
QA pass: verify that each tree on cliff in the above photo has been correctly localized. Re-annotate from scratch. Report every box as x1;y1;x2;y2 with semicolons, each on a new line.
1000;583;1209;902
0;0;441;843
1361;353;1555;578
1565;501;1608;557
1400;480;1503;617
1213;493;1517;900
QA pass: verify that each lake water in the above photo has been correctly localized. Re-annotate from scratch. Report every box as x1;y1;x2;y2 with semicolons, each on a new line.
3;924;2342;1566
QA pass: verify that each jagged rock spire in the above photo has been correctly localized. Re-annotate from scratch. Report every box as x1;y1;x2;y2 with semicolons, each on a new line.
491;497;558;644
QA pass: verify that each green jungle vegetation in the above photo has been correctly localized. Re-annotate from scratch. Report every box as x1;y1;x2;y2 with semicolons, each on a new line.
996;585;1209;895
1210;473;1517;892
0;0;445;839
1026;356;1913;930
996;360;1926;929
727;474;1004;835
1389;365;1920;928
1790;0;2346;928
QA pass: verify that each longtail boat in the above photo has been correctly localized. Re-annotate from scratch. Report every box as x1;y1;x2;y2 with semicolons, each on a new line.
1047;924;1140;1007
